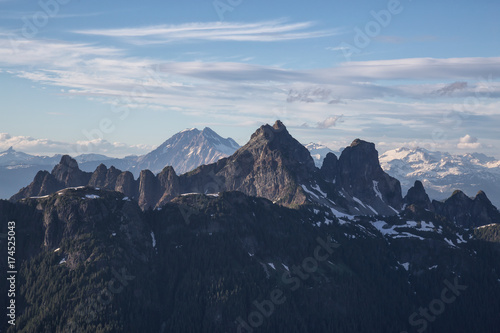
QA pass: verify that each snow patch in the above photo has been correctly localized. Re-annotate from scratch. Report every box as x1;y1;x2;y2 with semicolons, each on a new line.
352;197;366;208
444;238;457;248
373;181;383;201
476;223;499;229
399;262;410;271
366;205;378;215
151;231;156;247
84;194;100;199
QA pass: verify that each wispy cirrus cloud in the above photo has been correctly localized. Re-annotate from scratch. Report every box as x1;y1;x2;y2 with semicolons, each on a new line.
1;32;500;157
72;19;341;44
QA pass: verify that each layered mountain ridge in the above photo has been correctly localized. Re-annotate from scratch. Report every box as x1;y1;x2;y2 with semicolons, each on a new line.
10;121;500;228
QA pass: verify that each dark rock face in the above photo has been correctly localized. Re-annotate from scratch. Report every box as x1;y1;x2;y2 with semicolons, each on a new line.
433;190;500;228
157;166;180;207
88;164;123;191
10;156;91;201
114;171;137;199
404;180;433;211
336;139;403;211
320;152;338;183
9;170;60;201
138;170;161;210
51;155;91;187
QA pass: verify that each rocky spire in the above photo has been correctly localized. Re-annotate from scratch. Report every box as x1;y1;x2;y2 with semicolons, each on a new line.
403;180;432;211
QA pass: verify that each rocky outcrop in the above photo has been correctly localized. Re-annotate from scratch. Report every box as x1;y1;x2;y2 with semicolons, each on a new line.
51;155;91;187
404;180;433;211
433;190;500;228
10;156;91;201
157;166;180;207
88;164;122;190
138;170;162;210
320;152;338;183
337;139;402;210
317;139;403;215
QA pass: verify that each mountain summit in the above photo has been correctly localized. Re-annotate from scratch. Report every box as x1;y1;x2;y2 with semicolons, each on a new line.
131;127;240;175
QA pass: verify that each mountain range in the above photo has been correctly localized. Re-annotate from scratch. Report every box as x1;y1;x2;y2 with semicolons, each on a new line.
3;129;499;209
380;147;500;208
0;128;240;201
1;120;500;332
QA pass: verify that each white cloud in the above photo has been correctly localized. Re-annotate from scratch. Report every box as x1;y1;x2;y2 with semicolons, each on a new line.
73;19;341;44
457;134;481;149
0;133;153;157
316;115;343;129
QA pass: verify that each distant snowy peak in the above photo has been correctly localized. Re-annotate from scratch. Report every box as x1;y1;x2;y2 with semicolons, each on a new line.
0;147;60;166
380;147;500;208
304;143;335;168
134;127;240;175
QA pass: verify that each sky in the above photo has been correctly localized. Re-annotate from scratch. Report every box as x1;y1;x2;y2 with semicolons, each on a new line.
0;0;499;158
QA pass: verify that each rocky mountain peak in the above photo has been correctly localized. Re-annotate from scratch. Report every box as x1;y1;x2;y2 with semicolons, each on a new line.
273;119;285;130
59;155;78;168
404;180;432;211
320;152;338;183
433;189;500;228
336;137;402;211
51;155;91;187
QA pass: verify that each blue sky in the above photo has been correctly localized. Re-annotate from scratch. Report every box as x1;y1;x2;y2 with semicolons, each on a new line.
0;0;499;157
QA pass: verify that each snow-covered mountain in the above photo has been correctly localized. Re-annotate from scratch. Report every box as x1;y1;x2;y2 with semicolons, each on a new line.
131;127;240;175
304;143;335;167
380;147;500;207
0;147;61;166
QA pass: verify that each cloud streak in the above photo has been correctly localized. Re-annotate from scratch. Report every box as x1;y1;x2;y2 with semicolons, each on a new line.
73;19;341;44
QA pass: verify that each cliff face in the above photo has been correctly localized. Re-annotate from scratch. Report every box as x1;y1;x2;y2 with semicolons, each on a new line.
337;139;403;209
